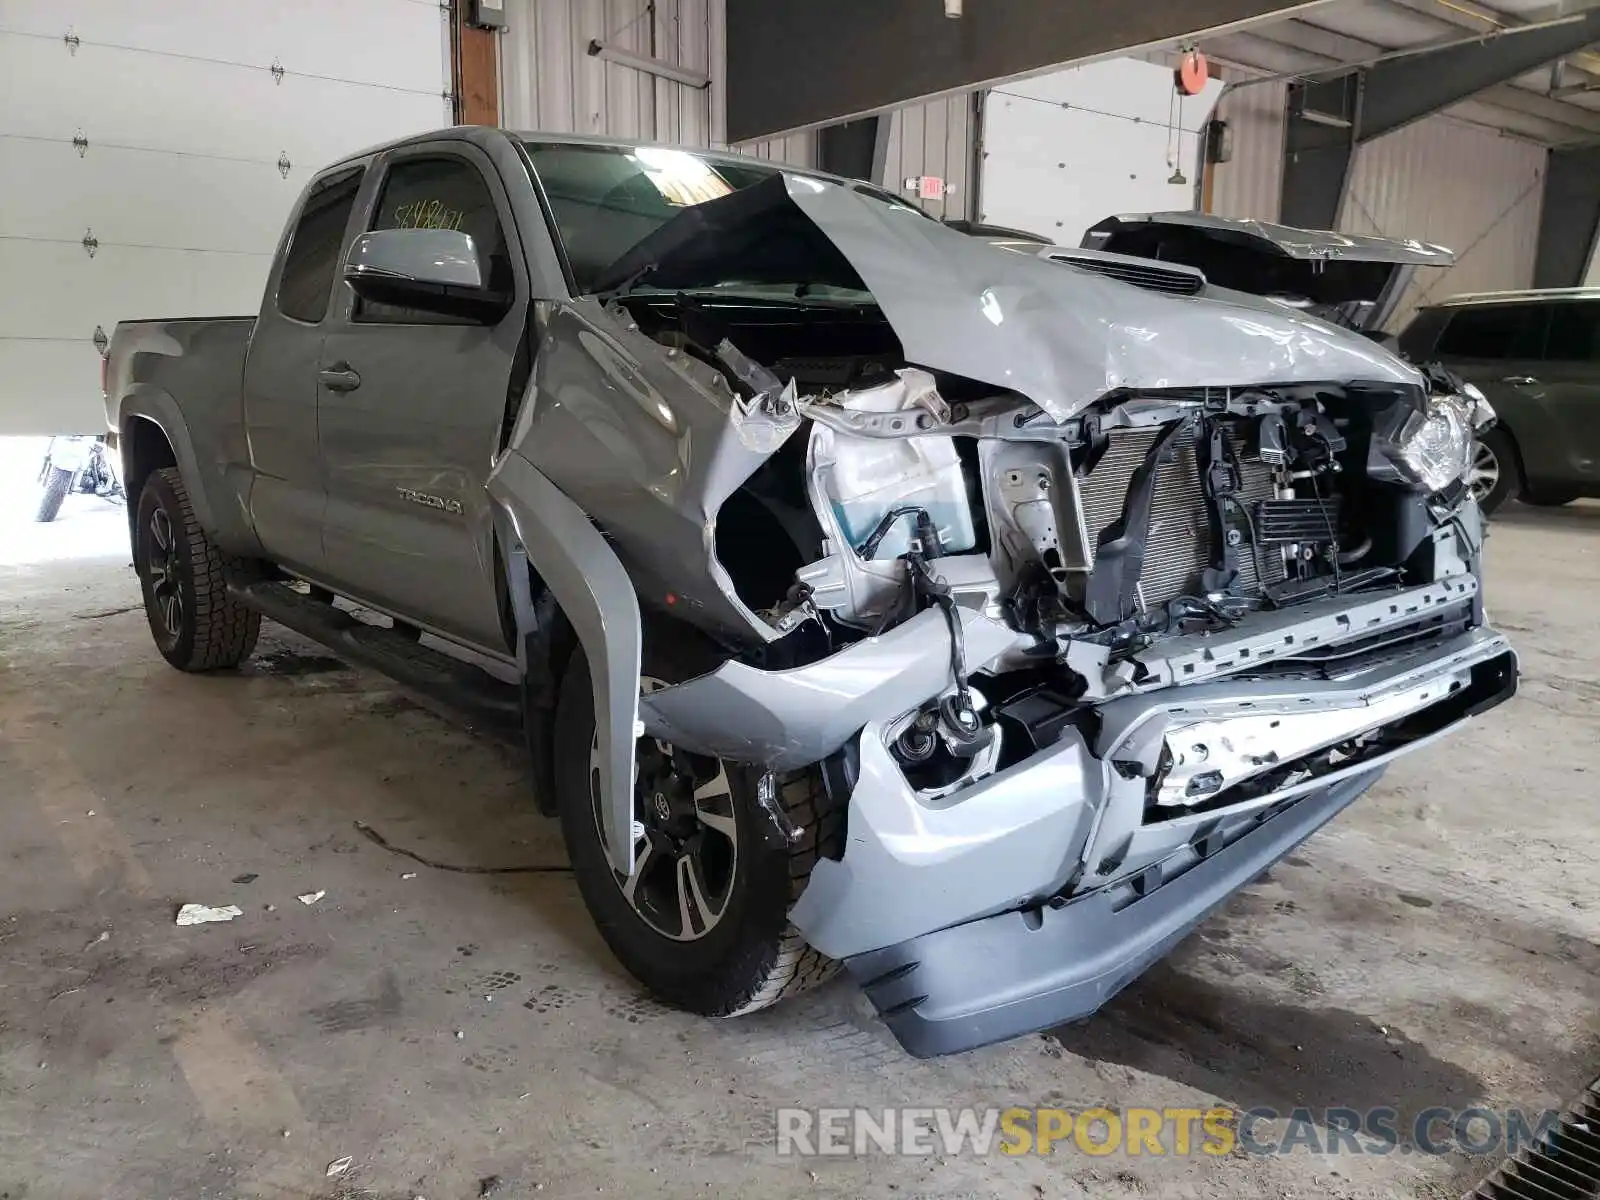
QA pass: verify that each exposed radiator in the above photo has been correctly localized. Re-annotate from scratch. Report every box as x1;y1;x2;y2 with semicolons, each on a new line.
1075;425;1284;609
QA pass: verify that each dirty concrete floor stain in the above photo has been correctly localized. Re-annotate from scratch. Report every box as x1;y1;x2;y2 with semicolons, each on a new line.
1;503;1598;1199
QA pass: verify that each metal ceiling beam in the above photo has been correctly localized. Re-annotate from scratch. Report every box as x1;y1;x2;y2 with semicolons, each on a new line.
1473;77;1600;134
1240;16;1600;134
1353;7;1600;138
723;0;1340;142
1377;0;1600;83
1553;77;1600;96
1209;28;1600;135
1252;16;1382;61
1534;144;1600;287
1372;0;1493;37
1277;8;1600;228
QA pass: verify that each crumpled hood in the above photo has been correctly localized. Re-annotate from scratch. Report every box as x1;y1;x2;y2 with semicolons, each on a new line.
597;174;1424;423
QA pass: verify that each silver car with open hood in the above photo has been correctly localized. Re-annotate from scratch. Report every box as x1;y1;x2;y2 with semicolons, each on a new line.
106;130;1514;1058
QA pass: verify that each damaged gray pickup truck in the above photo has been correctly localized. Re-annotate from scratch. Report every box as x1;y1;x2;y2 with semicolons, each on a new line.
106;127;1516;1057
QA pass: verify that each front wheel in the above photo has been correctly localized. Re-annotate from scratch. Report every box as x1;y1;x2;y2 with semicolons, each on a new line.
135;467;261;671
34;467;71;523
554;637;844;1017
1469;429;1518;515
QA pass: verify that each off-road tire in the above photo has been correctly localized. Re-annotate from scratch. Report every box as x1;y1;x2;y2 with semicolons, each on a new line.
35;467;71;523
136;467;261;671
554;637;845;1017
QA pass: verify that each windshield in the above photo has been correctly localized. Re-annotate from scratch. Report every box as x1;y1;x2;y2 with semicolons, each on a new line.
520;140;922;297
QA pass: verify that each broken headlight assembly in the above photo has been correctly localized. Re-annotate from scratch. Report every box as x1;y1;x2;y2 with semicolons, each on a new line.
1372;393;1478;494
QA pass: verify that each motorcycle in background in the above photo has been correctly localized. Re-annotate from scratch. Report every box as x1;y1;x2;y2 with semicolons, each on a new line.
36;435;123;523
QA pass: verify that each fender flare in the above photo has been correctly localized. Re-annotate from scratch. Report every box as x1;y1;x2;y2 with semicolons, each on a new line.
117;386;220;537
487;451;642;875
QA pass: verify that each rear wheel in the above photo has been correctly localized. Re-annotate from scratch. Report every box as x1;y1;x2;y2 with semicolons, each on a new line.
554;634;843;1016
34;467;71;523
136;467;261;671
1469;429;1518;515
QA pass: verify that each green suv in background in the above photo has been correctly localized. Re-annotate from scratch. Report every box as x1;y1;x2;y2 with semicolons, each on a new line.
1400;289;1600;514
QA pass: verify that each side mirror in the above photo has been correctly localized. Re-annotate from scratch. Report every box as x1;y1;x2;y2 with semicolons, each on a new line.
343;228;511;322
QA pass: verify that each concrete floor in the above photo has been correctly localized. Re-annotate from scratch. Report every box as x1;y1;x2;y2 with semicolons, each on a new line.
1;500;1597;1200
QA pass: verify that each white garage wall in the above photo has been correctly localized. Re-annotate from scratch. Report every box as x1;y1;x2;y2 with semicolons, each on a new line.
496;0;811;165
0;0;451;435
731;131;818;168
1341;115;1544;328
977;57;1224;247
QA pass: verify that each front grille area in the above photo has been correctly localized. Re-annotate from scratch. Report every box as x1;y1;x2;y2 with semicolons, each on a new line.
1048;253;1206;296
1076;426;1284;608
1256;496;1342;544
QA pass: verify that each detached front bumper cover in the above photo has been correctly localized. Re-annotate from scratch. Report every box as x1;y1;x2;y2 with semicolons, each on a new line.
848;769;1378;1058
845;644;1515;1058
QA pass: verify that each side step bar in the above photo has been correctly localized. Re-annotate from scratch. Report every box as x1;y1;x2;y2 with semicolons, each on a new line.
230;580;522;733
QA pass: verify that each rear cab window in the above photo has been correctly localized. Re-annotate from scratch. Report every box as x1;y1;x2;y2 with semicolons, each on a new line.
277;167;365;323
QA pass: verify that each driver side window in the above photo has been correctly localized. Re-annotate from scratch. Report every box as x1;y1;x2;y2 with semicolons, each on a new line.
355;156;512;324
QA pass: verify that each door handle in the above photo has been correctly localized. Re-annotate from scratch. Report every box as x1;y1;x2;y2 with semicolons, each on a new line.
318;365;362;393
1501;375;1539;386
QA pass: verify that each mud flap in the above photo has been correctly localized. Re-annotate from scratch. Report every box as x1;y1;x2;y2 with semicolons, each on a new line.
487;451;642;875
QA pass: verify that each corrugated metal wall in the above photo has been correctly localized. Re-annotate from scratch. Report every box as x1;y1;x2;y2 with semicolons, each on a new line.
730;131;818;168
1207;76;1286;222
734;91;977;197
1342;115;1544;327
736;92;977;205
499;0;715;147
499;0;816;163
880;93;976;219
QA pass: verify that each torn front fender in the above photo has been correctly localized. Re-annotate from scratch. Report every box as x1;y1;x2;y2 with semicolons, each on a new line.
486;450;641;876
509;300;793;648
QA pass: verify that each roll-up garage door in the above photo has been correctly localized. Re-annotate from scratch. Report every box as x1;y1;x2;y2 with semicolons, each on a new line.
0;0;451;433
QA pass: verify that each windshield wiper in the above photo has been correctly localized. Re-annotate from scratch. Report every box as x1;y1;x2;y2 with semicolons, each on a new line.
599;261;658;302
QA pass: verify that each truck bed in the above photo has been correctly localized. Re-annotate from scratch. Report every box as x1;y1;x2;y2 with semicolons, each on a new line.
104;315;258;549
105;315;255;423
